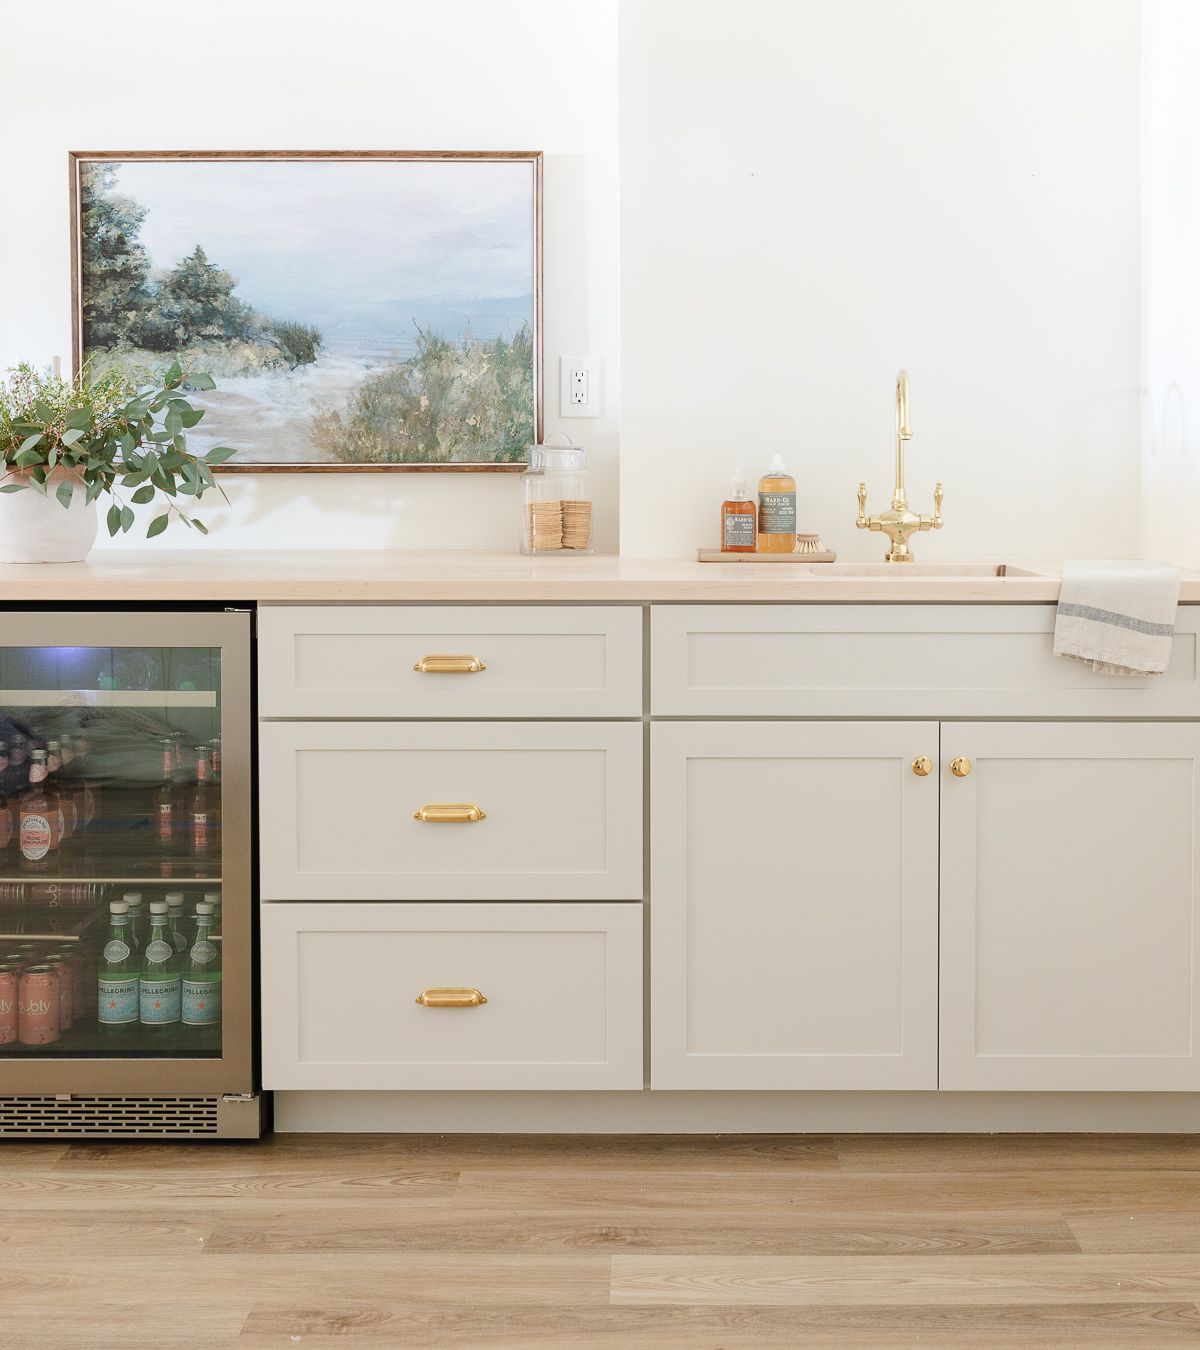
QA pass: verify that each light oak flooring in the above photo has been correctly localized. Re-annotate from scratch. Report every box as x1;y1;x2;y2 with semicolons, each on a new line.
1;1133;1199;1348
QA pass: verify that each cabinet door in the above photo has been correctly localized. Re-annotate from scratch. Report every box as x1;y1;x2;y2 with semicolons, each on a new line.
940;723;1200;1091
650;722;939;1089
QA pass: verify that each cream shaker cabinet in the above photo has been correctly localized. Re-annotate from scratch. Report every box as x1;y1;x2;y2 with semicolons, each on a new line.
258;599;1200;1103
939;722;1200;1091
650;721;940;1090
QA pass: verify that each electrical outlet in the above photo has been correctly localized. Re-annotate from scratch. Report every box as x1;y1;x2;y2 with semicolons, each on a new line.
559;355;600;418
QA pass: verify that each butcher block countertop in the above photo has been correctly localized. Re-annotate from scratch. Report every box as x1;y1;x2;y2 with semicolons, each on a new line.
2;551;1198;603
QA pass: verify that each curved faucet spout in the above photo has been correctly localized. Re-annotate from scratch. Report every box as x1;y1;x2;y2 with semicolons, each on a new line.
856;367;945;562
894;368;911;505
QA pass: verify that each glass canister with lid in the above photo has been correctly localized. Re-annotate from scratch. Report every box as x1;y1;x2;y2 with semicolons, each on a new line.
520;437;592;554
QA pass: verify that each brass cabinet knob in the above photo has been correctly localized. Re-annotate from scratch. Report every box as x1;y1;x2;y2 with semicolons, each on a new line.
415;987;488;1008
413;654;486;674
911;756;933;777
413;802;487;823
950;757;972;778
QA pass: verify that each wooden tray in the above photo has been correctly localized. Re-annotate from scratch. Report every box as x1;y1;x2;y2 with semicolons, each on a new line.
696;549;837;563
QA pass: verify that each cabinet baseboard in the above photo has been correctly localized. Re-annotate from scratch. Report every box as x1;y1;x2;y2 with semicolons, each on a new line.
273;1090;1200;1135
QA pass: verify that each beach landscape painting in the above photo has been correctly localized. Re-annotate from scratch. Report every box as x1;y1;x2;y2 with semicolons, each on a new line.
70;152;541;470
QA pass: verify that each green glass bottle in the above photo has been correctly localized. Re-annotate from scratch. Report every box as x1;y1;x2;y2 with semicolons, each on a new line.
181;901;221;1050
122;892;144;952
138;901;181;1044
97;901;138;1038
165;892;188;955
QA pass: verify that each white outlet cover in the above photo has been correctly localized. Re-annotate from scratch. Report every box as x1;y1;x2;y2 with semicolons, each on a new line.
559;355;600;418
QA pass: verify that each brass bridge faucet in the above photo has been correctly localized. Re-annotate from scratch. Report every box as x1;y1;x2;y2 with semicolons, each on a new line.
856;369;944;562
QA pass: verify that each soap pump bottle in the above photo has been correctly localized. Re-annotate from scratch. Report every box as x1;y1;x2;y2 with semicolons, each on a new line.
720;463;757;553
757;453;797;553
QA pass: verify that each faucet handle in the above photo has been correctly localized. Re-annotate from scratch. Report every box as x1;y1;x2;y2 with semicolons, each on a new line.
856;481;869;530
920;482;945;533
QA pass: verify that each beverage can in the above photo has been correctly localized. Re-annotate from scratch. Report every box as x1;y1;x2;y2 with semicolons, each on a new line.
0;968;18;1044
43;954;75;1030
18;966;60;1045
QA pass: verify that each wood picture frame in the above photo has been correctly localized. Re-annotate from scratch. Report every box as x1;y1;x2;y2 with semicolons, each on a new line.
69;150;543;473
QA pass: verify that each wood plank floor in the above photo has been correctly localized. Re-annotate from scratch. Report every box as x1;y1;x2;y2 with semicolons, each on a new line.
0;1132;1198;1348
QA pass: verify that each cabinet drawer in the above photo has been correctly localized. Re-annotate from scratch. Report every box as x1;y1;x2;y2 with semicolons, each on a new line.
261;903;643;1090
652;605;1200;717
259;605;642;718
260;722;644;900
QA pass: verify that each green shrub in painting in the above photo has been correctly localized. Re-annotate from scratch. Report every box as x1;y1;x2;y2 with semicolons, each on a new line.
271;321;324;369
312;326;534;464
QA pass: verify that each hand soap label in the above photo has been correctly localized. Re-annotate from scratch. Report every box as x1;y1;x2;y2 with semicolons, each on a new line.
758;491;796;535
723;512;755;549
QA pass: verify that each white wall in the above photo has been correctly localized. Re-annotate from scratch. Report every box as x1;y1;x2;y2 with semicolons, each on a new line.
619;0;1143;559
1141;0;1200;569
0;0;620;552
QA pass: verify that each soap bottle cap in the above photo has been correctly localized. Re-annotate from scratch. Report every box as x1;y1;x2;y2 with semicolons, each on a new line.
731;461;746;496
766;453;788;474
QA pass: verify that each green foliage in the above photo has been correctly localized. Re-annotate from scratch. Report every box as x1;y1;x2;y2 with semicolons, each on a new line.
79;165;155;352
151;246;265;350
271;320;323;368
0;361;235;537
80;168;323;372
313;325;534;464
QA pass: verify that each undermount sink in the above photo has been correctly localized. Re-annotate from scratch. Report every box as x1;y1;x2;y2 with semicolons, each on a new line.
797;563;1047;578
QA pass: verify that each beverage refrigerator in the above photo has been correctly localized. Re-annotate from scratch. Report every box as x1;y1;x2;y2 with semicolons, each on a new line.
0;609;258;1138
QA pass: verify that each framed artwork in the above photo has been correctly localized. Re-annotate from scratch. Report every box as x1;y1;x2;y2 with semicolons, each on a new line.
69;151;542;472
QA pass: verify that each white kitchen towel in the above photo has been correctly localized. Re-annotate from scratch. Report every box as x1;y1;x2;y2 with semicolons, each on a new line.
1053;561;1180;676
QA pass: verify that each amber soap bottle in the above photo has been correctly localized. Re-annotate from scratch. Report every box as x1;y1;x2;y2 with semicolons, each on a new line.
757;453;797;553
720;464;757;552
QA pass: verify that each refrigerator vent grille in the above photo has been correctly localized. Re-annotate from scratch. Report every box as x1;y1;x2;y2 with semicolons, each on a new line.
0;1095;219;1136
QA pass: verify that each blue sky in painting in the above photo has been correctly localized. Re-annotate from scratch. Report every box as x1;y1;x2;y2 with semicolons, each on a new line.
111;159;534;356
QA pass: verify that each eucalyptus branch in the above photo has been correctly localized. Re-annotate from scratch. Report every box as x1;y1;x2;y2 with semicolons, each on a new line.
0;359;237;537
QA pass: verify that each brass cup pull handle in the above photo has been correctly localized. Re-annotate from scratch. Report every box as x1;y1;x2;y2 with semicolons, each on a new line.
950;756;972;778
413;654;486;674
415;987;488;1008
413;802;487;823
911;756;933;777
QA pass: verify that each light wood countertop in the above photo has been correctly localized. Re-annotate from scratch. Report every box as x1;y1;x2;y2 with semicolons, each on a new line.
1;551;1197;603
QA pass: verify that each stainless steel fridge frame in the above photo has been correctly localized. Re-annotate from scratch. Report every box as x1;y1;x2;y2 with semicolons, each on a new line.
0;609;254;1134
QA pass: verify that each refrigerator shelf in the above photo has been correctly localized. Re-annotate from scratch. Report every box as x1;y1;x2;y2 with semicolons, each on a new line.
0;690;217;708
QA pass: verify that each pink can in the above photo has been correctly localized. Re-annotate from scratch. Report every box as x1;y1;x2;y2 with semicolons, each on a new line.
18;966;60;1046
0;967;18;1044
43;955;74;1030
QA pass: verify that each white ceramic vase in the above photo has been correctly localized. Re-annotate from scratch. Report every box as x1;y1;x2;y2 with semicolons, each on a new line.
0;474;99;563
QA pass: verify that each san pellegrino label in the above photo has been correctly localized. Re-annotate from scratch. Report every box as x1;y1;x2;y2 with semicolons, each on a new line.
189;940;217;965
145;939;173;963
103;940;131;963
182;977;221;1026
140;976;181;1025
99;977;138;1025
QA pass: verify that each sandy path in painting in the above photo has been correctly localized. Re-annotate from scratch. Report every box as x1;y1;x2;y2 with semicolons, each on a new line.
186;353;372;463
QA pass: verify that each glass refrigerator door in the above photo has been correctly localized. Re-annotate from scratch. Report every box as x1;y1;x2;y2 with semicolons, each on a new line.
0;612;250;1094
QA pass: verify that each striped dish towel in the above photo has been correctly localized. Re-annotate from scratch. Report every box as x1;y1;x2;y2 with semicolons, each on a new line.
1053;561;1180;676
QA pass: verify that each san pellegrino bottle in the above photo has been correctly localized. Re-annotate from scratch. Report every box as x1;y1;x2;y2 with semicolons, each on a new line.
98;901;138;1036
139;901;181;1038
122;891;144;951
165;892;188;954
182;901;221;1043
